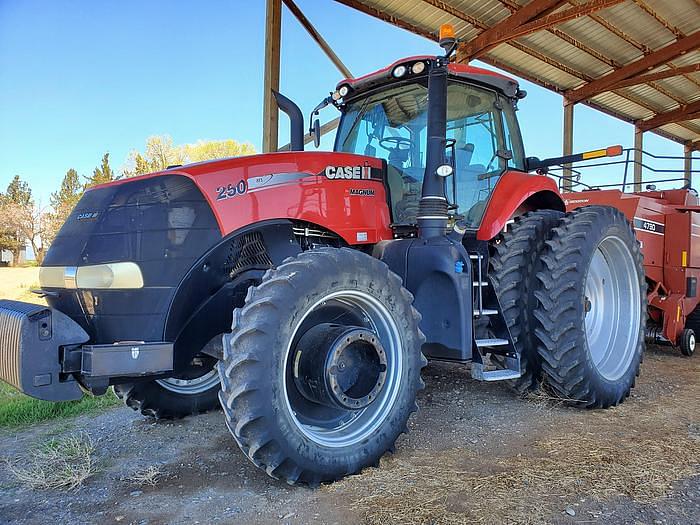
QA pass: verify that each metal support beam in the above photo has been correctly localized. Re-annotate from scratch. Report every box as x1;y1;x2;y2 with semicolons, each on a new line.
459;0;566;59
606;63;700;91
634;126;643;192
565;31;700;104
636;100;700;132
685;143;694;187
262;0;282;153
459;0;623;59
283;0;353;79
562;102;574;190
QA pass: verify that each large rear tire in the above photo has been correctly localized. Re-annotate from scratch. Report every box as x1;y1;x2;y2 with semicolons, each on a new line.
533;206;646;408
490;210;564;394
218;247;426;485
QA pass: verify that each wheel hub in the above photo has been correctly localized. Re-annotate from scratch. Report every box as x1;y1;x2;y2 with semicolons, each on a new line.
293;323;387;410
583;236;641;381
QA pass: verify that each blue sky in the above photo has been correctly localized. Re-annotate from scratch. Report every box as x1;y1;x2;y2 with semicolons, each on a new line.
0;0;694;204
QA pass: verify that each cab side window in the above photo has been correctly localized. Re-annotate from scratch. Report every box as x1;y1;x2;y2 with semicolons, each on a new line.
446;83;505;228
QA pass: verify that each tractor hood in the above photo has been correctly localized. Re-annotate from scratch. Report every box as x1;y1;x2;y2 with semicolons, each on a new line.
40;151;391;343
96;151;389;239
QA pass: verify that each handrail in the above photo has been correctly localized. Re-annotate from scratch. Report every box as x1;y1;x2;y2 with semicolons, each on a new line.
548;148;698;193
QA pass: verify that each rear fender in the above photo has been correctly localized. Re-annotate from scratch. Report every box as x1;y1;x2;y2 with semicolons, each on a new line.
476;171;564;241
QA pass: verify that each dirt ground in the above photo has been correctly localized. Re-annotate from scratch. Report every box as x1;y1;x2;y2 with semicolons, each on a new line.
0;344;698;525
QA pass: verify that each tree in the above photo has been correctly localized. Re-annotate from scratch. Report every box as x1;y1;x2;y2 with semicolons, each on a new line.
5;175;32;207
0;183;24;262
183;139;256;162
44;168;84;246
85;152;117;188
123;135;255;177
0;175;46;264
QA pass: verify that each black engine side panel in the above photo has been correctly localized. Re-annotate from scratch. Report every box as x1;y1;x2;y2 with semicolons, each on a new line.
380;237;474;361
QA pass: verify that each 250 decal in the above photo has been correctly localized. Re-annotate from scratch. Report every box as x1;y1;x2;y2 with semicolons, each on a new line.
215;180;247;201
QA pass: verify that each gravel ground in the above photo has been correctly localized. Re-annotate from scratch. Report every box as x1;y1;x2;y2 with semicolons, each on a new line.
0;344;698;525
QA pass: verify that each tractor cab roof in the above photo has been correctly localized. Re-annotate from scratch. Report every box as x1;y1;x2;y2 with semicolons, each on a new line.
335;55;521;100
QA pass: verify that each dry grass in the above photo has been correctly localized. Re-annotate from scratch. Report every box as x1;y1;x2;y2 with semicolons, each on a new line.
332;431;699;525
6;433;98;490
126;465;163;486
0;267;44;304
329;370;700;525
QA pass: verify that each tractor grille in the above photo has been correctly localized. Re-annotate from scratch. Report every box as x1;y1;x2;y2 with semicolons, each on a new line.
0;301;36;389
224;232;273;277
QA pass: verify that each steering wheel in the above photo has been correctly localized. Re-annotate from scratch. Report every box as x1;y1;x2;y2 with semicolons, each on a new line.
379;136;411;153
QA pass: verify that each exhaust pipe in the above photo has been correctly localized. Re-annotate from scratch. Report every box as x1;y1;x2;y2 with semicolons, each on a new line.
273;91;304;152
418;60;449;239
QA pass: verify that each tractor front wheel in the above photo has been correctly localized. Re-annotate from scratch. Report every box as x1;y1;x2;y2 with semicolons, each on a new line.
534;206;646;408
218;247;426;485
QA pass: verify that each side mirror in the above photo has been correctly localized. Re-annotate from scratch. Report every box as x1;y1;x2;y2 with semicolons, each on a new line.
312;119;321;148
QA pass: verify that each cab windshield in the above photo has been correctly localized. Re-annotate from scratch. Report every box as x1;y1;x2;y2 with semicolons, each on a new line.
334;79;524;227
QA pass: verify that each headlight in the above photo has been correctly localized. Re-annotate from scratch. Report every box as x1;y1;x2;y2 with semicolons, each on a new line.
78;262;144;289
338;85;350;97
411;62;426;74
392;65;407;78
40;262;144;290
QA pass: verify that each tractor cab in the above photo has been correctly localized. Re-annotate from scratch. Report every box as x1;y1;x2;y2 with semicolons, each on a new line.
320;55;526;230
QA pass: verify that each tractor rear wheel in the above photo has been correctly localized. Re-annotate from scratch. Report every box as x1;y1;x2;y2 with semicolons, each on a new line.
218;247;425;485
534;206;646;408
489;209;564;394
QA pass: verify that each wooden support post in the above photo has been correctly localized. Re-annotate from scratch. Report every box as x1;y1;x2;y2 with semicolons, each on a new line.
262;0;282;153
685;143;694;188
634;126;643;192
562;102;574;190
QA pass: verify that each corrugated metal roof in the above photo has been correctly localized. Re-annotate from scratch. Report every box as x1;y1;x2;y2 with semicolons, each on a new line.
335;0;700;149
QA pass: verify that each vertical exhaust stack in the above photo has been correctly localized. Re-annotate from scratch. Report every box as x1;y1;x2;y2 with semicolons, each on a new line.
273;91;304;152
417;59;449;239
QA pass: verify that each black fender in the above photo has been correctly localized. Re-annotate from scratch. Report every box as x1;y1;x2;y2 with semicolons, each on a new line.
164;220;302;370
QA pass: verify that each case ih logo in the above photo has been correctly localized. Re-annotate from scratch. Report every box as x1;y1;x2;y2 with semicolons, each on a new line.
324;165;372;180
77;212;99;221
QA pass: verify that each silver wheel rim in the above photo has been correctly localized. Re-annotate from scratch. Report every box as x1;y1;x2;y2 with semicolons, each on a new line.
156;369;220;394
689;334;696;352
584;235;641;380
283;290;403;448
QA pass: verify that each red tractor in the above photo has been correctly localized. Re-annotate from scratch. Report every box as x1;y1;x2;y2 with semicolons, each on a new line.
0;27;646;485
